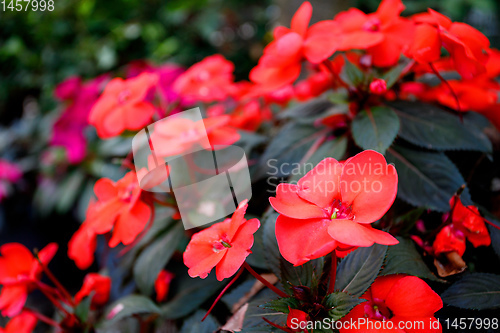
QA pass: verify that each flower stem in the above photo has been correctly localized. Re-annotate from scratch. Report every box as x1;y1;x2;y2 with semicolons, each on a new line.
202;267;244;322
24;308;63;329
328;251;337;294
34;251;75;307
35;281;73;318
262;317;294;333
243;262;287;298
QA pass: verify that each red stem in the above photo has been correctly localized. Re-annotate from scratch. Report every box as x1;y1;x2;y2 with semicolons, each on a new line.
24;308;63;329
262;317;294;333
35;282;73;318
429;63;461;113
202;267;244;321
243;262;288;298
33;254;75;307
328;251;337;294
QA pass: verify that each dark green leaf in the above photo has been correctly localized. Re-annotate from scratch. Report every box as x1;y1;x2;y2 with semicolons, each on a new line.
335;244;387;297
105;295;161;323
380;62;408;89
133;223;184;295
323;292;366;321
391;101;492;153
386;145;468;212
441;273;500;310
290;136;348;182
260;297;299;313
278;99;333;121
222;279;256;309
161;273;221;319
180;310;219;333
342;55;364;87
262;212;281;277
56;170;85;213
381;237;441;281
243;289;288;330
255;122;327;179
351;106;399;154
75;293;93;323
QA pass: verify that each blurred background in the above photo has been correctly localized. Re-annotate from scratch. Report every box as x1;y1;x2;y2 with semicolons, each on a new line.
0;0;499;327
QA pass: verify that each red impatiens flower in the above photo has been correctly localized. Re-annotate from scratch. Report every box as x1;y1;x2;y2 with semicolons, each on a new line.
173;55;235;102
86;171;152;248
369;78;387;95
335;0;415;67
68;171;152;270
0;310;37;333
0;243;58;317
449;197;491;248
149;115;240;157
183;199;260;281
250;1;341;91
340;275;443;332
155;269;174;302
68;202;98;270
74;273;111;308
287;307;309;332
89;72;158;138
433;224;466;257
409;9;490;79
270;150;398;266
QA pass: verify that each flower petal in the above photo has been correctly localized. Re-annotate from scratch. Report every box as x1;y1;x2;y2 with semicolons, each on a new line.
340;150;398;224
328;220;398;247
275;215;337;265
270;184;327;219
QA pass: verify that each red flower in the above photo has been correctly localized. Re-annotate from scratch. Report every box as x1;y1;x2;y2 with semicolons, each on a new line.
68;202;98;270
149;115;240;157
409;9;490;79
270;150;398;266
450;197;491;248
183;199;260;281
0;311;37;333
74;273;111;308
369;78;387;95
0;243;58;317
287;307;309;332
155;270;174;302
173;55;235;102
71;172;151;254
335;0;415;67
250;1;341;91
433;225;466;257
89;72;158;138
340;275;443;332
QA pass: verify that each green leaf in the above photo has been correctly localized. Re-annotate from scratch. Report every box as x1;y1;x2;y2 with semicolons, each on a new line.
262;212;281;277
278;99;334;121
379;62;408;89
391;101;492;153
323;292;366;321
290;136;348;182
260;297;299;313
161;273;221;319
243;289;287;330
180;310;219;333
335;244;387;297
133;223;184;295
75;293;93;323
280;259;313;294
342;55;364;87
255;122;327;179
381;237;441;281
56;170;85;213
105;295;161;323
441;273;500;310
351;106;400;154
386;145;468;212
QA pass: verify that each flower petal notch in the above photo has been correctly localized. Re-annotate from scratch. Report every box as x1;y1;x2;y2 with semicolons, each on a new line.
132;107;251;230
